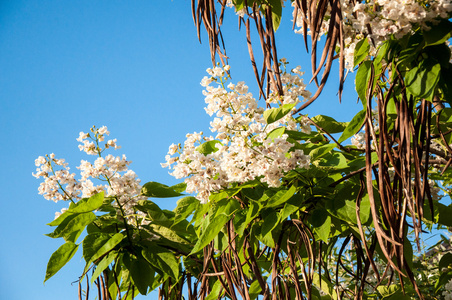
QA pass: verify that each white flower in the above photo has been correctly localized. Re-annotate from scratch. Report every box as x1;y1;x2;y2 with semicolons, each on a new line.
164;65;311;202
98;126;109;135
77;132;89;142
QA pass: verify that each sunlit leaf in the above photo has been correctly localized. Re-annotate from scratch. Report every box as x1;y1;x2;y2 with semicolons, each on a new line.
44;241;78;282
141;181;184;198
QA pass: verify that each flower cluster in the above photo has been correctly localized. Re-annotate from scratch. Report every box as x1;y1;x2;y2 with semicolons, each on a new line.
33;154;81;202
162;65;312;203
34;126;145;220
292;0;452;70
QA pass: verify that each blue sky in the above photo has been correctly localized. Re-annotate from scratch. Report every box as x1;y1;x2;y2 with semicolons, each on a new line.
0;1;362;299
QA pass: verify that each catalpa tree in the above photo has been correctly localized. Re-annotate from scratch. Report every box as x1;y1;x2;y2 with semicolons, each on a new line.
35;1;452;299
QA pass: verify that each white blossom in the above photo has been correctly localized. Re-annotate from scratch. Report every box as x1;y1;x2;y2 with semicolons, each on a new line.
163;65;312;203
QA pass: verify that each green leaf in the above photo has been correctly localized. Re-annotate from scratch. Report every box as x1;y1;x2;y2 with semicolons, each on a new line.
46;212;96;242
150;224;192;245
311;115;346;134
310;143;336;161
263;103;296;124
232;0;245;10
123;254;154;295
398;33;424;68
68;192;104;214
196;140;222;155
355;61;372;104
170;182;187;193
235;201;261;235
205;279;223;300
83;233;124;266
268;0;282;30
338;110;366;143
377;284;400;298
354;38;370;67
191;202;210;226
136;200;171;226
312;273;337;299
309;209;332;243
173;196;199;226
405;60;441;100
278;194;301;221
318;152;348;169
326;184;371;225
48;192;104;226
253;220;278;248
267;126;285;140
142;245;179;280
375;40;393;66
424;19;452;46
440;253;452;270
190;214;231;255
91;250;117;283
44;241;78;282
141;181;184;198
260;209;279;238
266;185;296;208
249;279;262;300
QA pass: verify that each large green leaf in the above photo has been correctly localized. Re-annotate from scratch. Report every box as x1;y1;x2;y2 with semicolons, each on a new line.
260;209;279;238
309;208;332;243
278;194;302;221
318;152;349;169
338;110;366;143
355;61;372;104
405;59;440;100
267;126;285;141
205;279;223;300
326;184;371;225
44;241;79;282
173;196;199;226
46;212;96;242
135;200;171;227
311;115;346;134
141;181;184;198
354;38;370;67
253;220;279;248
235;201;261;235
83;232;124;266
266;185;296;208
263;103;296;124
91;250;117;283
268;0;282;30
48;192;104;226
68;192;104;214
249;279;262;300
437;202;452;227
377;284;410;299
123;253;154;295
142;245;179;280
150;224;192;245
310;143;336;161
312;273;337;299
190;213;231;254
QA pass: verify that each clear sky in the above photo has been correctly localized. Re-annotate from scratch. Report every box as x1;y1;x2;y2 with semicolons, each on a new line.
0;1;362;299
